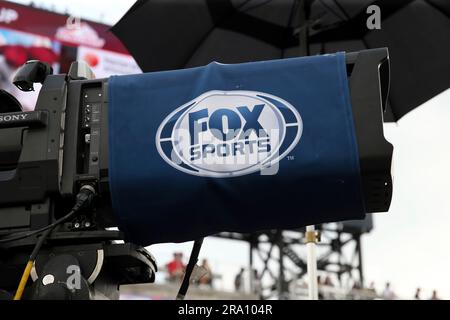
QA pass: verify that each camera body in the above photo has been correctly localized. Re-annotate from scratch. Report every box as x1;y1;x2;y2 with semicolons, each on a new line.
0;62;156;299
0;62;114;235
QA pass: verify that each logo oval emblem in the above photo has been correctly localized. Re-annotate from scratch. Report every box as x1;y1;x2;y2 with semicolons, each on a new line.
156;91;303;178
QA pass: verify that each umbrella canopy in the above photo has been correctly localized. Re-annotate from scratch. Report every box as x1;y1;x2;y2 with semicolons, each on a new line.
112;0;450;121
308;0;450;122
112;0;307;70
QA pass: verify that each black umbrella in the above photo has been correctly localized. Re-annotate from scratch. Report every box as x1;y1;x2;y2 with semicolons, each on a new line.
112;0;450;121
307;0;450;121
112;0;308;69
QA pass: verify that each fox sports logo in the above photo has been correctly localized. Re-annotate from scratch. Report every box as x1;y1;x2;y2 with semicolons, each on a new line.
156;91;302;178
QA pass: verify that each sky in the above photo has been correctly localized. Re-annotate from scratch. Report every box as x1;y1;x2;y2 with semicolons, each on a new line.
9;0;134;25
6;0;450;300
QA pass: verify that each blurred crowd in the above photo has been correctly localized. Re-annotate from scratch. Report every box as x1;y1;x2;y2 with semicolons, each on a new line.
318;277;442;300
163;252;442;300
164;252;262;297
165;252;214;288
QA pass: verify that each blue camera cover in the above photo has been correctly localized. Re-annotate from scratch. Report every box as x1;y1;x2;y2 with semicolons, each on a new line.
108;53;365;245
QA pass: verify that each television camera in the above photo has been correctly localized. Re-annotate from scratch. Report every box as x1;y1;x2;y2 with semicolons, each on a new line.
0;48;393;300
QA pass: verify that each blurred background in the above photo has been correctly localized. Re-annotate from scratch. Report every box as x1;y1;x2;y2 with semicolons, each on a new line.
1;0;449;300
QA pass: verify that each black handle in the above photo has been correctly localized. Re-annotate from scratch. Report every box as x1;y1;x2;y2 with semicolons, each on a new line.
0;111;47;129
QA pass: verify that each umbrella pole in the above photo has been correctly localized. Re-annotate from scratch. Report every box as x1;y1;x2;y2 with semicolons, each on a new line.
306;225;319;300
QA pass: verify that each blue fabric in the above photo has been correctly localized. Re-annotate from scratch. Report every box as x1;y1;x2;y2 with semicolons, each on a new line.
108;53;365;245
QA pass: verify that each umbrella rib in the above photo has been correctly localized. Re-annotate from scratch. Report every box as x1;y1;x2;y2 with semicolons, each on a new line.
331;0;351;20
423;0;450;18
317;0;347;21
241;0;275;13
309;0;415;43
183;0;296;66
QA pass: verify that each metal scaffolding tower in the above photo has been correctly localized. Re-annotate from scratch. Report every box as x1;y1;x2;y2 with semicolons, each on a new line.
216;216;372;300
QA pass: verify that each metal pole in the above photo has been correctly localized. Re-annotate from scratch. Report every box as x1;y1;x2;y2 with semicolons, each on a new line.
277;232;286;299
356;235;365;287
306;225;319;300
249;240;254;294
297;0;310;57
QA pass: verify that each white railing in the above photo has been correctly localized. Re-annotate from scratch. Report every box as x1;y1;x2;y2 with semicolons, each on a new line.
289;282;380;300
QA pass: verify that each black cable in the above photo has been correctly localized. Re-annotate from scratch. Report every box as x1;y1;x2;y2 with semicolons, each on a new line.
10;186;95;300
176;238;204;300
14;228;53;299
0;210;76;244
29;228;54;261
0;186;95;244
14;214;57;299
